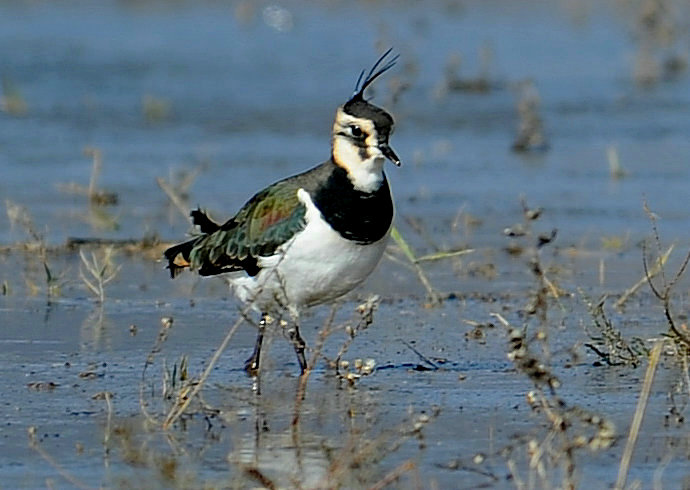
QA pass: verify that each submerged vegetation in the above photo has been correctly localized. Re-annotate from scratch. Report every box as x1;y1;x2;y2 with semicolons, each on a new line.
13;186;690;488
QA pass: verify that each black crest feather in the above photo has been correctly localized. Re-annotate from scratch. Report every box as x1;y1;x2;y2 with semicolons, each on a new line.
350;48;399;102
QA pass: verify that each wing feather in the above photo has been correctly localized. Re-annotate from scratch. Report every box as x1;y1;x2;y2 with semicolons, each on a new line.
168;161;332;278
188;180;306;276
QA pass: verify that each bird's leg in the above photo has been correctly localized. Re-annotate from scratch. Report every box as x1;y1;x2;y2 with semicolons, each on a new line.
244;314;268;377
287;323;307;375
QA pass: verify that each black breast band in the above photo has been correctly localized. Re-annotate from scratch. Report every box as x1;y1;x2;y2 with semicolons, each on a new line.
311;166;393;244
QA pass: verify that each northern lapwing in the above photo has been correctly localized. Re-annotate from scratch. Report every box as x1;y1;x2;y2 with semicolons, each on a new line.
164;49;400;376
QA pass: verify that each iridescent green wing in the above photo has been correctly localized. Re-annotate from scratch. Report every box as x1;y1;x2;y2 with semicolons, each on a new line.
189;180;306;274
236;181;306;257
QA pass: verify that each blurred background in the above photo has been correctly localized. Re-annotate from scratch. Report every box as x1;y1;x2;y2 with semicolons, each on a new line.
2;0;689;251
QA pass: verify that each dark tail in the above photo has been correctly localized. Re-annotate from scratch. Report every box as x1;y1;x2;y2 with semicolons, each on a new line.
165;209;221;278
191;208;221;234
164;239;197;278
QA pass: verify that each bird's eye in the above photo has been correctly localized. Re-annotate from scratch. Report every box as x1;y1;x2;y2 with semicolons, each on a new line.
350;125;363;138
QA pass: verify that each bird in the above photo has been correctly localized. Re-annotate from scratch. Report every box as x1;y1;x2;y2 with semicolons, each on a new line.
164;49;400;376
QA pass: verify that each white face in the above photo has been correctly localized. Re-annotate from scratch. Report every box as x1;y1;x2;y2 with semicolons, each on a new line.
331;108;387;193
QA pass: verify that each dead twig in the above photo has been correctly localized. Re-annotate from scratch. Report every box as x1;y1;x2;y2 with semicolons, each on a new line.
400;339;439;371
581;292;648;367
642;203;690;347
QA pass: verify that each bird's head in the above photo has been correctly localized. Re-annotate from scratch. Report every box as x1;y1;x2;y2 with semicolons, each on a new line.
332;49;400;192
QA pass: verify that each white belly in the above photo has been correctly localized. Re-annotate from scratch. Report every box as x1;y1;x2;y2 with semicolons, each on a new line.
229;188;389;313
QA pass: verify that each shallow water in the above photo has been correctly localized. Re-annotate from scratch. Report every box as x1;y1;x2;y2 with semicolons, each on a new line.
2;0;690;488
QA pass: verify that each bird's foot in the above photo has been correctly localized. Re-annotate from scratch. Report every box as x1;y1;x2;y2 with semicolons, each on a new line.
296;351;307;376
244;354;260;378
286;326;308;375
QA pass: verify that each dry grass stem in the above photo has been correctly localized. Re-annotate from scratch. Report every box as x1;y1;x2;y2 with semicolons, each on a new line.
28;427;91;490
86;147;101;200
505;198;564;320
79;247;121;303
368;460;417;490
140;317;175;425
84;147;118;205
542;274;562;300
615;244;674;309
162;314;245;429
242;466;277;490
157;176;191;221
98;391;114;456
292;304;339;429
607;145;627;180
643;244;690;347
512;80;548;152
151;251;297;427
157;165;206;224
506;458;526;490
415;248;474;262
5;199;53;285
491;311;615;488
57;147;118;207
330;296;379;376
390;226;443;306
315;407;439;489
615;340;665;490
